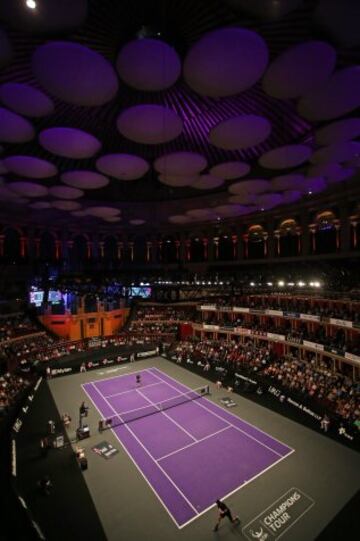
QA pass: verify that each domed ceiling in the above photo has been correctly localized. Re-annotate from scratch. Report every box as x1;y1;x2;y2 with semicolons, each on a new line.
0;0;359;230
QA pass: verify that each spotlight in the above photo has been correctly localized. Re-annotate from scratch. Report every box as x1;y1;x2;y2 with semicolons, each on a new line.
250;282;255;286
314;281;321;288
288;282;295;286
26;0;37;8
298;281;305;287
267;282;273;286
278;280;285;287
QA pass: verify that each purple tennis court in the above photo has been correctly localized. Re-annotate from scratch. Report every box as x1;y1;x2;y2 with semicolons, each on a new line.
82;367;294;528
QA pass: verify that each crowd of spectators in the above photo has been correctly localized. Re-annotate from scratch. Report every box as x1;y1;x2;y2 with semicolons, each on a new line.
0;313;41;343
0;372;31;416
168;339;359;430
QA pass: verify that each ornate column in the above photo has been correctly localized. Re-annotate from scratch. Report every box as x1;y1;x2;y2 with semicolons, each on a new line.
231;234;237;260
0;234;4;257
185;238;191;261
117;241;123;260
213;236;219;260
274;231;280;256
334;221;341;252
296;227;302;255
243;233;249;259
86;240;92;259
263;232;268;257
300;212;310;255
202;237;208;260
98;241;104;259
309;224;317;253
350;216;358;249
157;239;163;262
20;236;28;258
146;240;152;262
128;241;134;262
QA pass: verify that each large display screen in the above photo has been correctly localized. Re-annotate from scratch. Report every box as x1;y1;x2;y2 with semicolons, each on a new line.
48;290;62;304
29;289;44;307
129;287;152;298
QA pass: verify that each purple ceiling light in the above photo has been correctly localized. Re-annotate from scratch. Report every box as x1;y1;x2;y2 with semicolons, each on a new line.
228;193;256;205
0;107;34;143
259;144;311;169
117;105;183;144
32;42;119;106
154;151;207;175
4;156;57;178
0;83;54;117
186;208;216;220
228;179;270;195
0;185;20;200
315;118;360;146
49;186;84;199
116;38;180;91
271;173;305;191
158;174;198;187
0;28;12;68
282;190;302;203
61;170;109;189
86;206;120;217
52;200;82;211
0;160;8;174
9;181;49;198
308;163;355;184
184;27;268;97
262;41;336;99
190;175;224;190
129;219;145;225
255;192;283;209
71;210;88;217
310;141;360;165
300;177;327;194
96;154;149;180
213;204;247;217
168;215;191;224
103;216;121;223
210;161;250;179
39;127;101;159
209;115;271;150
29;201;52;209
298;66;360;121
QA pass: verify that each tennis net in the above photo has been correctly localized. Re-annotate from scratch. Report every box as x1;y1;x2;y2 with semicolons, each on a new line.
98;384;210;431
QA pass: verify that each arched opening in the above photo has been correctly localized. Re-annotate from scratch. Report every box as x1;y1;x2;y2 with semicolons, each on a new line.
278;218;299;257
248;225;265;259
3;228;20;261
315;211;338;254
163;235;177;264
40;231;56;260
218;234;233;261
190;237;204;262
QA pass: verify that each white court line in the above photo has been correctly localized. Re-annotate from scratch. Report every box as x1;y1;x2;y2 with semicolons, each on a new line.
84;365;155;386
179;449;295;529
148;368;285;458
81;384;184;529
157;425;232;462
136;387;198;443
86;382;200;519
151;366;295;454
104;381;163;399
150;366;295;456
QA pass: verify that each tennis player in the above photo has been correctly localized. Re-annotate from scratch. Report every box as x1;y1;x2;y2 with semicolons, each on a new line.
136;373;142;386
213;499;240;531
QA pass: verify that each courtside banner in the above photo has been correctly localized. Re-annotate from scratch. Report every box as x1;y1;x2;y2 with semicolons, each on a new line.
303;340;324;351
203;324;220;331
329;318;353;328
233;306;250;313
267;332;286;341
136;349;158;358
243;487;314;541
300;313;320;322
266;310;283;317
200;305;217;311
345;352;360;365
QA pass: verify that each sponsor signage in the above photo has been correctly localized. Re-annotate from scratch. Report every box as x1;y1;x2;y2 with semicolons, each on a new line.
234;327;252;335
92;441;119;460
136;349;158;358
233;306;250;313
51;367;73;376
266;310;283;317
344;352;360;365
300;313;320;322
203;324;220;331
267;333;286;341
329;318;353;328
243;488;314;541
200;305;217;311
250;309;265;315
303;340;324;352
283;311;300;319
235;372;258;386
